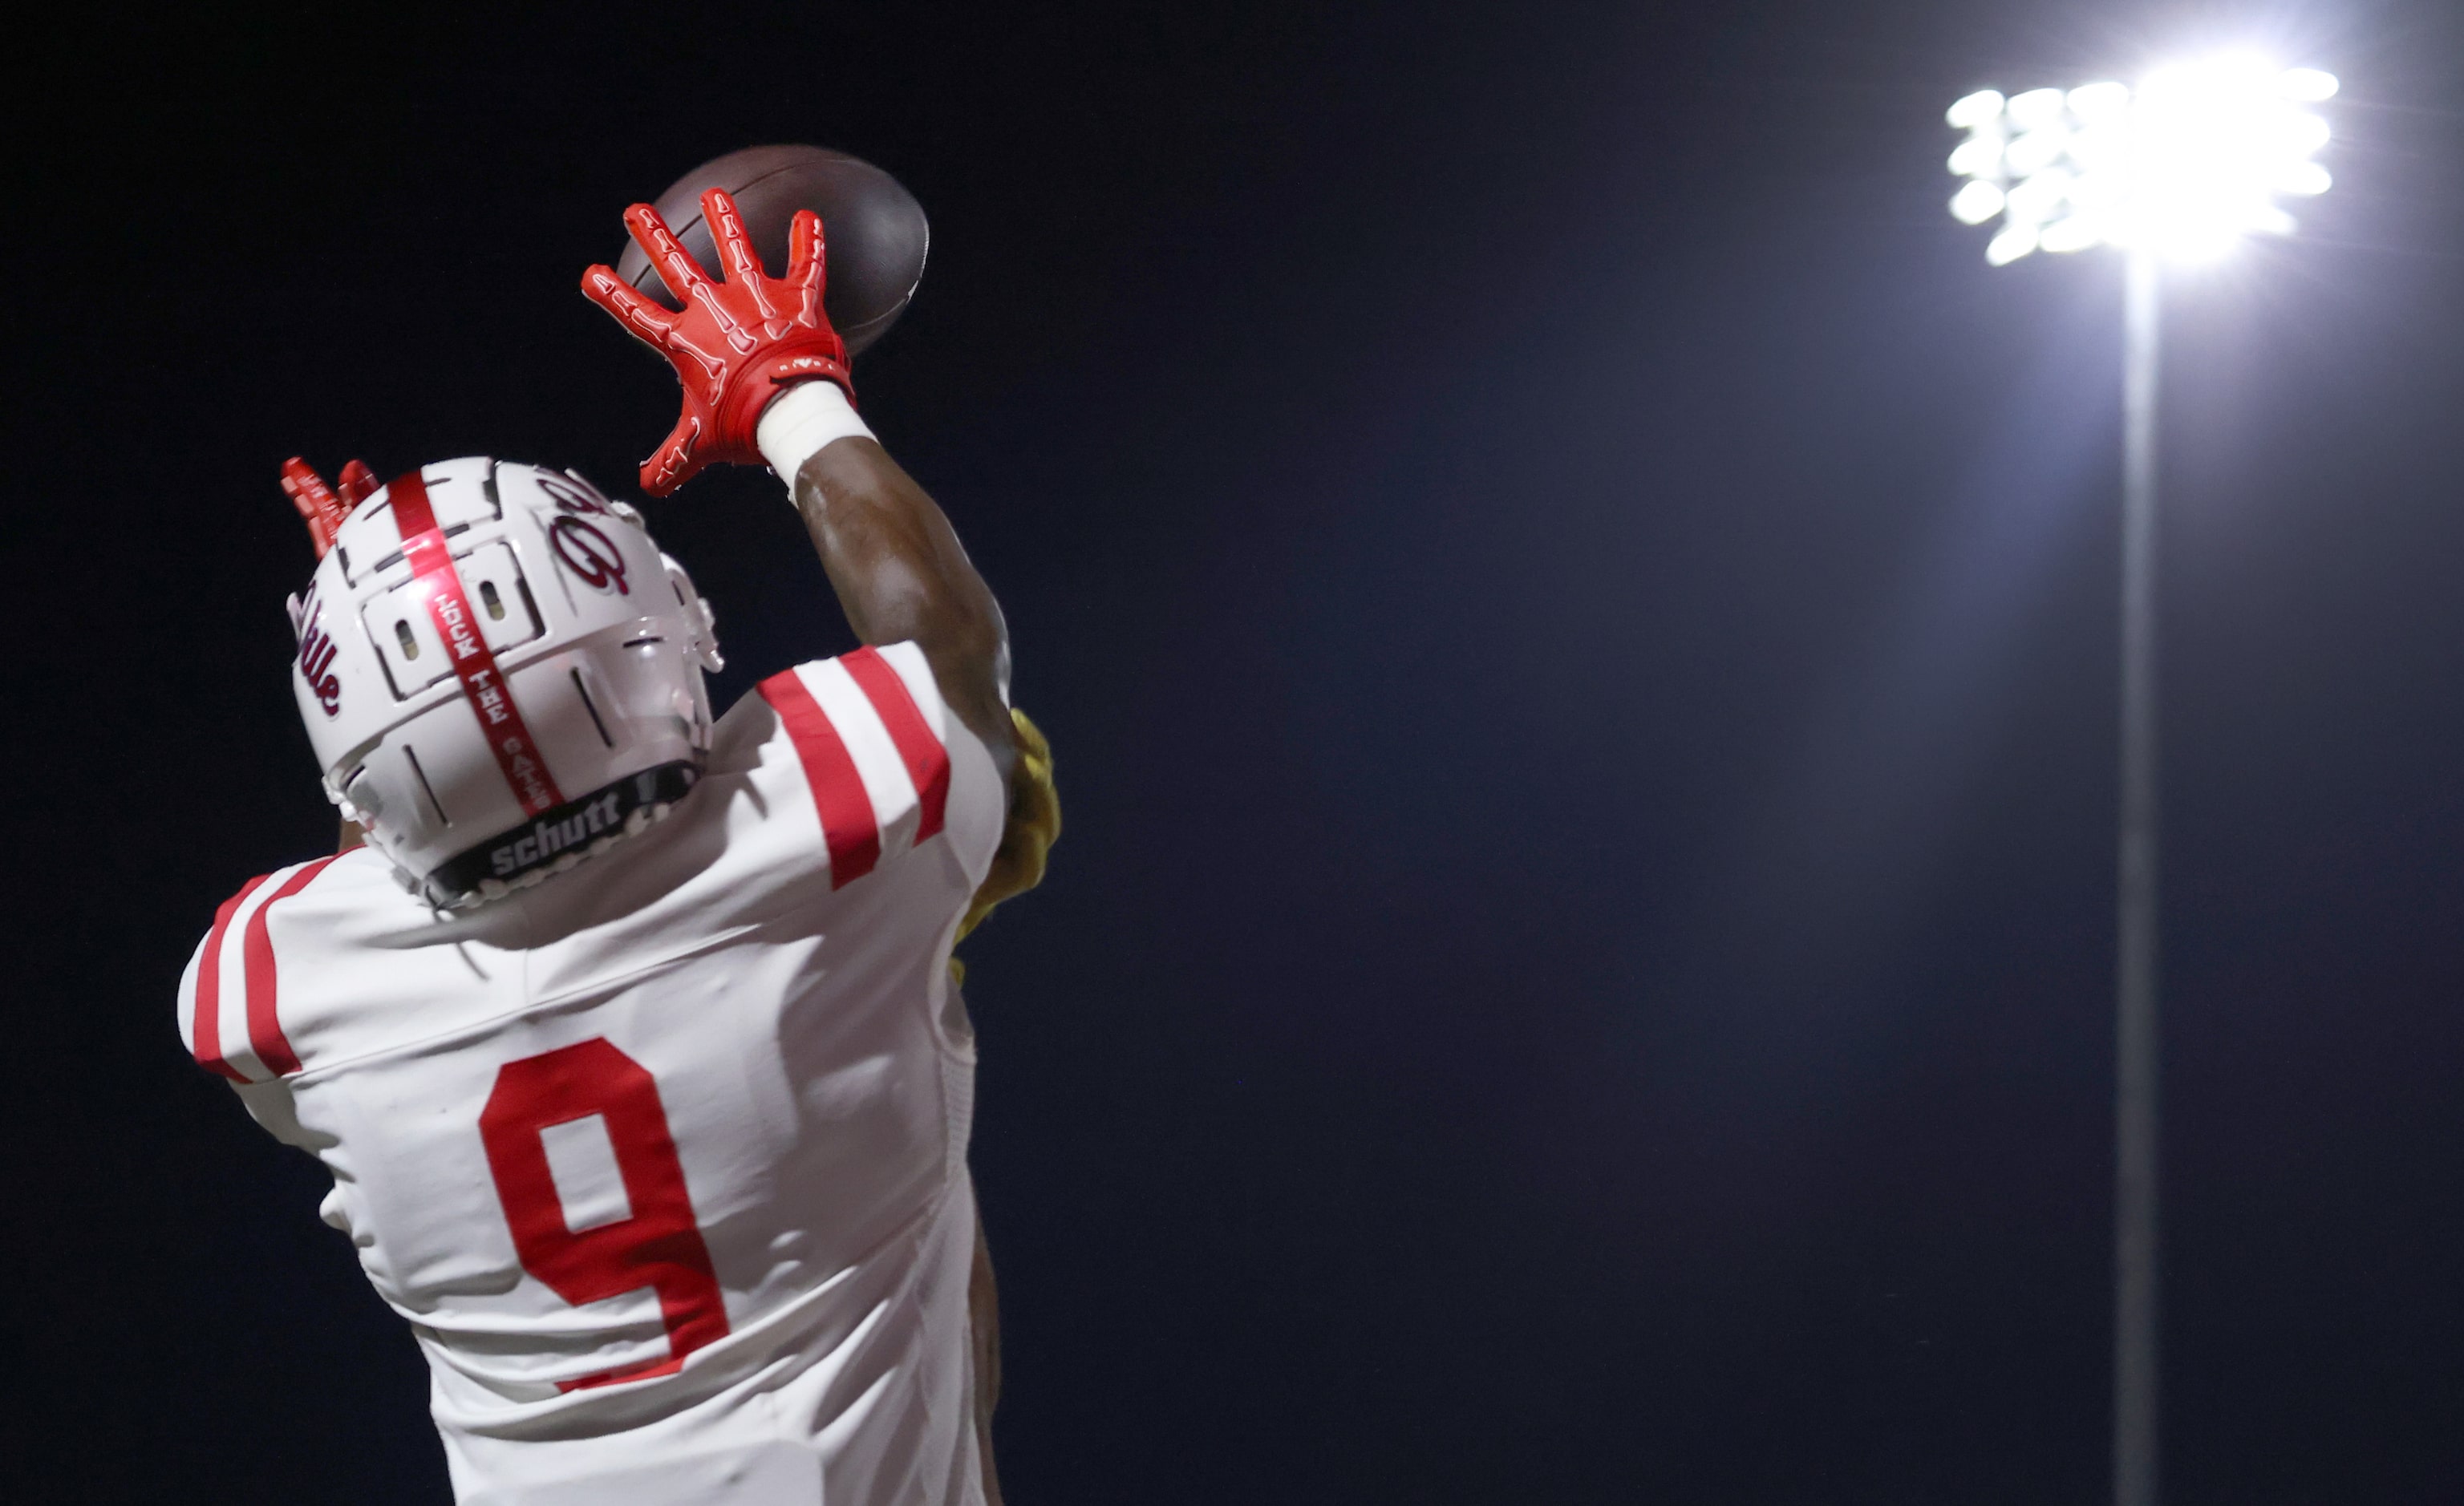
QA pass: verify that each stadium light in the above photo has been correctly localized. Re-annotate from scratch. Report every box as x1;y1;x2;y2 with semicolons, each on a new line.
1947;60;2338;266
1942;55;2336;1506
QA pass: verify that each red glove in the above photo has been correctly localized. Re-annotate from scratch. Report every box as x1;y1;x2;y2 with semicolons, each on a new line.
580;188;853;496
338;459;380;505
281;457;379;558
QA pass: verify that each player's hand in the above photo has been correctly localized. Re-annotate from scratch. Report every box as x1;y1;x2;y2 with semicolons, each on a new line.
281;457;381;558
580;188;854;496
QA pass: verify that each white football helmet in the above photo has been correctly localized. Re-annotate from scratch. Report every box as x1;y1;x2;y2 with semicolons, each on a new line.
288;457;723;908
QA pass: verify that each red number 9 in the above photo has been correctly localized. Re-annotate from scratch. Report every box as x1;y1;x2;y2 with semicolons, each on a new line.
478;1038;731;1391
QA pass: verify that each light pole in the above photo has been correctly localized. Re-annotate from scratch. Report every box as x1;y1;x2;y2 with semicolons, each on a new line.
1940;58;2339;1506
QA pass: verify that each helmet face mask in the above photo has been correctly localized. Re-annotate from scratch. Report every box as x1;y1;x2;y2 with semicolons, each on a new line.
290;458;723;908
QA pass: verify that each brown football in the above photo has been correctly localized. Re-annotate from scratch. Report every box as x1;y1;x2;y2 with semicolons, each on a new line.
614;144;929;358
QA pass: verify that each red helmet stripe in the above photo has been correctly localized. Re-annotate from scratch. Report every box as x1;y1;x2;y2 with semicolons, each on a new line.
389;471;566;816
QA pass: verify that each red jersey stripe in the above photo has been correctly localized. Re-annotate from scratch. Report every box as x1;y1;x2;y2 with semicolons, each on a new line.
241;856;342;1078
759;667;880;888
389;470;565;816
841;646;950;844
192;872;273;1082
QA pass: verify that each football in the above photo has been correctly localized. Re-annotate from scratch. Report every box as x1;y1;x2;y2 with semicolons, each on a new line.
614;144;929;358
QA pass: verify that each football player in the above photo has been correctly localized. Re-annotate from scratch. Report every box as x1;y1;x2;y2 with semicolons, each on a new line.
178;189;1055;1505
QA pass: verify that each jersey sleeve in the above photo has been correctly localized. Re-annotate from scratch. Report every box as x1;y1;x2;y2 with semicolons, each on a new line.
176;858;357;1156
716;642;1005;897
175;857;345;1087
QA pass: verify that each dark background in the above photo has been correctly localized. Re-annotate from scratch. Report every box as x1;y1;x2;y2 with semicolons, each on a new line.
8;1;2463;1500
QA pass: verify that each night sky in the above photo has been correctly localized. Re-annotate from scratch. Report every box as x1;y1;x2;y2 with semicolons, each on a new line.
12;2;2464;1500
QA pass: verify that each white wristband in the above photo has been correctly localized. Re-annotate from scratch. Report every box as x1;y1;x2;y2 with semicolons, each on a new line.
756;380;874;488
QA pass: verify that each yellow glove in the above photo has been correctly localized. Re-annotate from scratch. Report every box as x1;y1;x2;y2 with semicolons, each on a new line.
950;708;1060;985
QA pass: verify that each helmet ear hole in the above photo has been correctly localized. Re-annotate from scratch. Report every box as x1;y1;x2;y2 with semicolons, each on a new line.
400;744;450;828
570;670;617;749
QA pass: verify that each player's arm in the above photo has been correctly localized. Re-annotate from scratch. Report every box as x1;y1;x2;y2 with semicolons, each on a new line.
759;387;1015;775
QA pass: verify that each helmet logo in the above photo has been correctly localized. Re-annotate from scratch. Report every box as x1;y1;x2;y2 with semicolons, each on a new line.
550;516;630;595
537;472;612;516
290;582;343;715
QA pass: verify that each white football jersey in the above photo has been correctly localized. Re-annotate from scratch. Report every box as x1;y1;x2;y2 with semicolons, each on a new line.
177;643;1005;1506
